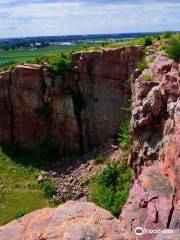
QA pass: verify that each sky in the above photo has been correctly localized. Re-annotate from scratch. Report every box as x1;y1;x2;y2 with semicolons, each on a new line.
0;0;179;38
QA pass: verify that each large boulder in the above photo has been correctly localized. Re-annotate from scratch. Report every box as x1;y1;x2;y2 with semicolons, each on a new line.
0;201;132;240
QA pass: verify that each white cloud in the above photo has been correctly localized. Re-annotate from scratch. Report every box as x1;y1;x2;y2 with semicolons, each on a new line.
0;0;179;37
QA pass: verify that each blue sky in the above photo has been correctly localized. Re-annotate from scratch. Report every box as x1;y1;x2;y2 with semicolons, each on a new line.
0;0;179;38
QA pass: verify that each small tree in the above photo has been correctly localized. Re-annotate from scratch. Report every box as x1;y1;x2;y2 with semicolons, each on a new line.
163;31;172;39
144;36;152;47
166;39;180;62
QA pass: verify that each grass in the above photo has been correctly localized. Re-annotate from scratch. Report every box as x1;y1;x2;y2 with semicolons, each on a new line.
90;161;132;216
0;146;58;225
0;45;78;67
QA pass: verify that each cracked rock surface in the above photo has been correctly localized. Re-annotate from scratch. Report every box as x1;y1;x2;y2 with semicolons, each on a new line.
120;53;180;240
0;201;132;240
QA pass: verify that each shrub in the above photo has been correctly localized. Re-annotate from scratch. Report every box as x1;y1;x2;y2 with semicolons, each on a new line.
15;210;27;219
43;181;56;198
118;119;131;151
48;53;73;76
166;39;180;62
144;36;152;47
90;162;132;216
163;31;172;39
137;58;148;71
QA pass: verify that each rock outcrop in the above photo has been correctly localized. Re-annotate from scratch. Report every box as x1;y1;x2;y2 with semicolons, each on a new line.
0;47;144;153
120;54;180;239
73;47;144;149
1;49;180;240
0;201;132;240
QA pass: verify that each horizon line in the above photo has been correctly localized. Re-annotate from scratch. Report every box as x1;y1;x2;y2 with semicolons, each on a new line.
1;30;179;40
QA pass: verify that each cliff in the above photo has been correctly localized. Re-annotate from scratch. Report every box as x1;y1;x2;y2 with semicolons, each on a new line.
0;47;144;153
0;47;180;240
120;53;180;239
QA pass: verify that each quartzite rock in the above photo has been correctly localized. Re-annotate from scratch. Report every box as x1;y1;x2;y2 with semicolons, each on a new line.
120;54;180;240
0;47;144;153
0;201;133;240
73;46;144;149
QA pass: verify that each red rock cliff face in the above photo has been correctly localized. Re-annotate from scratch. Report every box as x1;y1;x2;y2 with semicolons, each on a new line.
120;54;180;240
0;47;144;153
73;47;144;149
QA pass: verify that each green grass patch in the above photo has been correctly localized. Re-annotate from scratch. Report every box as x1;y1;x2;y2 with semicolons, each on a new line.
0;147;58;225
90;162;132;216
0;45;77;66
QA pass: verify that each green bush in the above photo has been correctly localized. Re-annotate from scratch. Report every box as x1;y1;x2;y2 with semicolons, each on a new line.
166;39;180;62
15;210;27;219
90;162;132;216
43;181;56;198
48;53;73;75
144;36;152;47
118;119;131;151
163;31;172;39
137;58;148;71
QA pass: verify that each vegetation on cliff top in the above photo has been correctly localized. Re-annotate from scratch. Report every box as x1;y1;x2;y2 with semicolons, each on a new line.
0;32;179;73
166;37;180;62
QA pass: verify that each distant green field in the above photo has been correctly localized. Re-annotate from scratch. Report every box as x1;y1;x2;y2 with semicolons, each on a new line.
0;45;79;66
